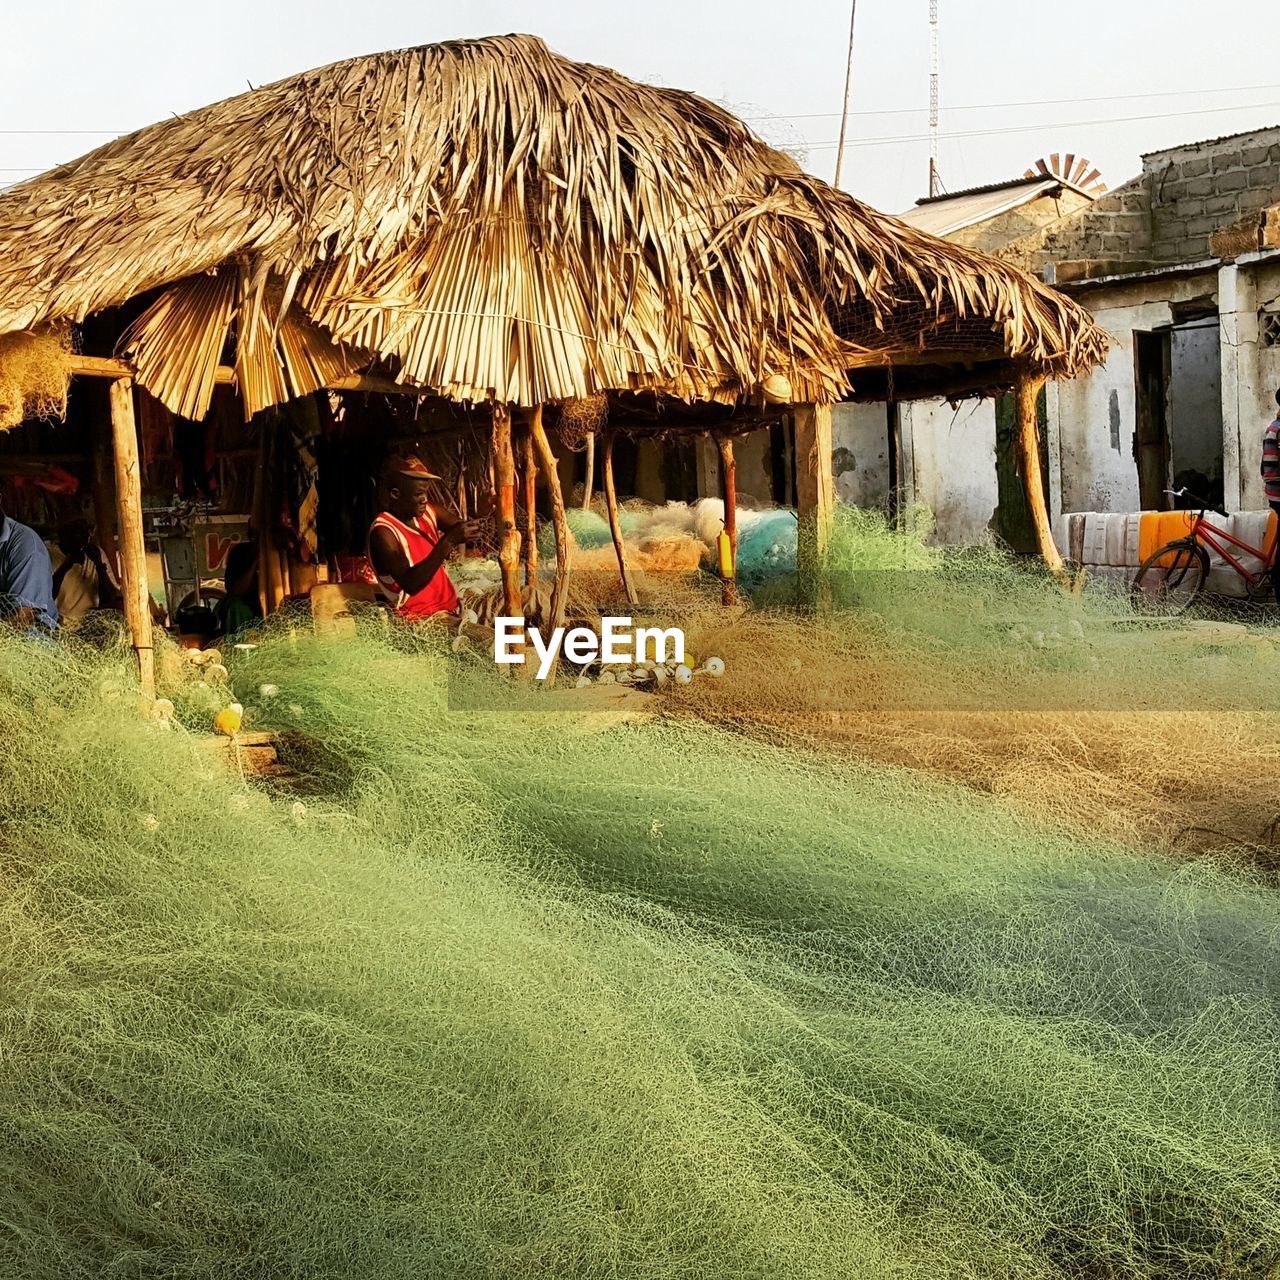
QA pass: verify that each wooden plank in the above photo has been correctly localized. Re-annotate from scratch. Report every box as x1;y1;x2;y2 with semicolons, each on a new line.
68;354;424;397
107;377;156;699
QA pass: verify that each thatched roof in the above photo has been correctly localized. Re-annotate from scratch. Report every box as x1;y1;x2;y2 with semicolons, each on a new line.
0;34;1106;419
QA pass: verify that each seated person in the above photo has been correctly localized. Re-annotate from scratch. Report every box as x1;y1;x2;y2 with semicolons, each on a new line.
215;542;264;638
0;498;57;633
50;518;122;629
368;456;485;621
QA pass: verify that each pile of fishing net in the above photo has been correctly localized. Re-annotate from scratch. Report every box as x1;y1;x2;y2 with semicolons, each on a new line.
671;504;1280;852
534;498;802;584
1;621;1278;1278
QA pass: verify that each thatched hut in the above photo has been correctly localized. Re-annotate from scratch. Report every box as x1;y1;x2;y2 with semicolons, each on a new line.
0;34;1105;691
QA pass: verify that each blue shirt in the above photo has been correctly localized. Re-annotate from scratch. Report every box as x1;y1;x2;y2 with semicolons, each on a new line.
0;515;58;630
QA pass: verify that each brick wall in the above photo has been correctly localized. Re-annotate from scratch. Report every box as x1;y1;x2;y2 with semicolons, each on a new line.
998;126;1280;278
1002;175;1151;278
1146;128;1280;262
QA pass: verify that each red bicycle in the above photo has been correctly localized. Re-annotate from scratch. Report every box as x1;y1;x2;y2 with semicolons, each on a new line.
1130;489;1278;615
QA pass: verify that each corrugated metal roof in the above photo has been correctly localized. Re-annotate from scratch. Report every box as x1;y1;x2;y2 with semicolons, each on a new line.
895;178;1060;237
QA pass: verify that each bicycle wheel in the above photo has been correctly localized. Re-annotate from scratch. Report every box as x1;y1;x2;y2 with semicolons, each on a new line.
1130;539;1209;616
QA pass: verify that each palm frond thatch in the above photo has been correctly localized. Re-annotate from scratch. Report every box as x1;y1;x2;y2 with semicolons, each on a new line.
0;34;1107;416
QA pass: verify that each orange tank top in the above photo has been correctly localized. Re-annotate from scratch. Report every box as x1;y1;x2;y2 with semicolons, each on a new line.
369;509;460;619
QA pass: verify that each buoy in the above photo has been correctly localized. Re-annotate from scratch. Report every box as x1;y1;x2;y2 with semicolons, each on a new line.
598;670;616;685
717;528;734;579
675;664;693;684
575;674;592;689
205;663;229;684
290;800;308;825
704;656;726;677
213;706;242;737
762;372;793;404
258;683;279;699
203;649;222;668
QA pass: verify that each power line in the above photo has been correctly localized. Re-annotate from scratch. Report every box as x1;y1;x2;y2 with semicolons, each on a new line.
743;82;1280;124
3;95;1279;174
1;81;1278;137
796;99;1280;151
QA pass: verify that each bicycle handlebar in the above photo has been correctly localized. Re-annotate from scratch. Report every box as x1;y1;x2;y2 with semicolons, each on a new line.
1164;487;1227;517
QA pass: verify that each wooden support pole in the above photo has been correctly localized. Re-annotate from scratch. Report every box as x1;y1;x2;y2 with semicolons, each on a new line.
90;408;118;566
794;404;835;601
522;428;539;588
528;405;570;637
107;378;155;699
1014;371;1066;580
581;432;595;509
602;430;637;606
251;419;271;617
455;441;470;556
490;403;522;622
715;433;738;606
886;397;900;527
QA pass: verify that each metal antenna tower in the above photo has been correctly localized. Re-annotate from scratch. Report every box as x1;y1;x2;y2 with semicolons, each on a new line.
928;0;941;197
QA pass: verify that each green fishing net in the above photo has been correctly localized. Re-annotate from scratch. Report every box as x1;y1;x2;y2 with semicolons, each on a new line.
0;587;1277;1277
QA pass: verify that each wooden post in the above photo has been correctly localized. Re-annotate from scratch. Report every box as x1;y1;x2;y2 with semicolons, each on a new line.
107;378;156;699
1014;370;1066;580
455;441;470;557
251;417;287;614
715;433;738;606
886;397;900;527
523;428;539;588
490;403;523;621
90;408;119;567
602;430;638;606
794;404;834;604
581;432;595;509
528;405;570;637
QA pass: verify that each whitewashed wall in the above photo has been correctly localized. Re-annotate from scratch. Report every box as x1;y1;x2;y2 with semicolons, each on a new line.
830;403;891;508
900;400;999;545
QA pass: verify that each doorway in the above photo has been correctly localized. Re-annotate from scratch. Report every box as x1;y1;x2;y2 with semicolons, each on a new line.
1133;317;1223;511
1134;330;1171;510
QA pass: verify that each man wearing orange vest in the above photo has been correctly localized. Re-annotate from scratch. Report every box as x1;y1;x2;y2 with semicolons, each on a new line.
368;456;486;621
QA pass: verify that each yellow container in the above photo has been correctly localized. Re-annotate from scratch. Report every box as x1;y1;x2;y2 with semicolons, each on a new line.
717;528;734;578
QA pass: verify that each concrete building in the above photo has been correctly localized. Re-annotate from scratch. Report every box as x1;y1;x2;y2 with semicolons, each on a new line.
1021;126;1280;522
843;129;1280;558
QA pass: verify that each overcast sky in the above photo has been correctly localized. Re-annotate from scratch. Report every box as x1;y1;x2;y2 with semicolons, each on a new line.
1;0;1277;212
